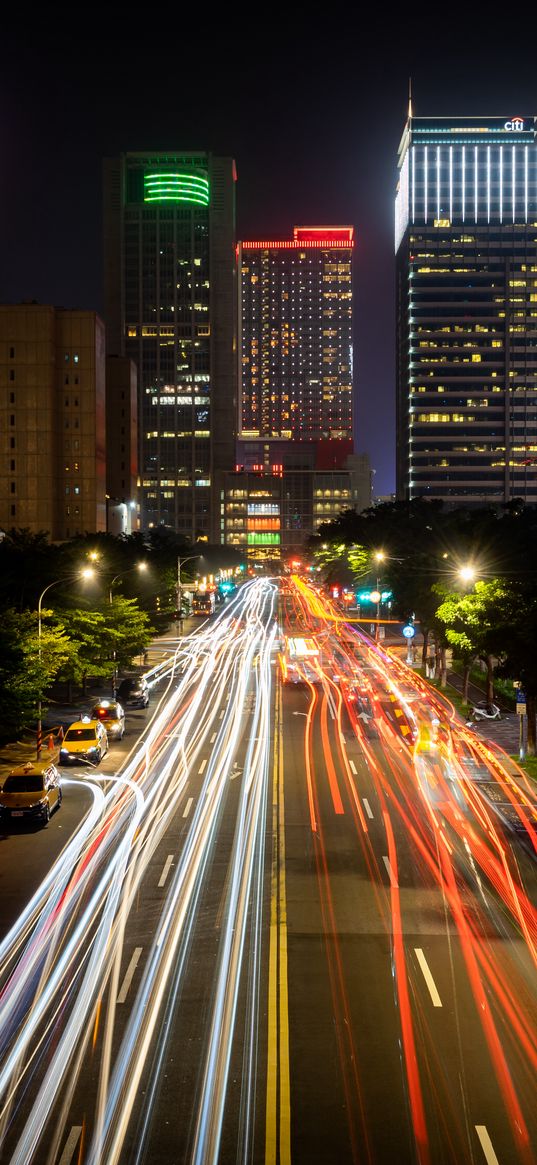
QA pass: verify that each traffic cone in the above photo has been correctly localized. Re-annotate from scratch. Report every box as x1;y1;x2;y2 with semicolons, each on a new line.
58;725;64;742
48;734;55;752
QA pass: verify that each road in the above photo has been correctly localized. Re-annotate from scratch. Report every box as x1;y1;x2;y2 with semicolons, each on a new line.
280;577;537;1165
0;576;534;1164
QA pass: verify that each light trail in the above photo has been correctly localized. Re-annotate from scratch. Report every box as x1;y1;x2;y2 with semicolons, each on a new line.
287;575;537;1163
0;579;279;1164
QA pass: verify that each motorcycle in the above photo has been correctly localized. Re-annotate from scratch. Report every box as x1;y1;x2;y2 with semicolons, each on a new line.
466;701;501;725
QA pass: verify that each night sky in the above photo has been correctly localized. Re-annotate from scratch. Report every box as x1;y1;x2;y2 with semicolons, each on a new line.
2;14;536;495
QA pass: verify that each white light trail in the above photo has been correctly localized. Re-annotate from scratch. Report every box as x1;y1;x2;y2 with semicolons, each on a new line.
0;580;279;1165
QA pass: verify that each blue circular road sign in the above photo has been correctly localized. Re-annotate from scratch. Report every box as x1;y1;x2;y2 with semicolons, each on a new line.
402;624;415;638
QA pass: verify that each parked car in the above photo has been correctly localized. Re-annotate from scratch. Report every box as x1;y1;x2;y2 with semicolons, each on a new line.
116;676;150;708
0;761;62;825
60;718;108;765
90;699;126;740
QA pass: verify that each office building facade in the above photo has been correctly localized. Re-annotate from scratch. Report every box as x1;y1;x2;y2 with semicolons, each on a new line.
233;226;355;560
104;152;237;540
0;304;106;539
396;115;537;505
239;226;354;442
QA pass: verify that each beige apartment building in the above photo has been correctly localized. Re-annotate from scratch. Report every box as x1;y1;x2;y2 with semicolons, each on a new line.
0;304;106;540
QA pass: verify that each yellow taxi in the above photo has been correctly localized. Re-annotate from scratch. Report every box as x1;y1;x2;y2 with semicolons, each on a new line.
90;699;125;740
59;718;108;765
414;722;437;755
0;761;62;825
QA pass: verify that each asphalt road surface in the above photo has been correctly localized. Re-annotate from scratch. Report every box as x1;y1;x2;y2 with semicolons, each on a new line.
0;577;534;1165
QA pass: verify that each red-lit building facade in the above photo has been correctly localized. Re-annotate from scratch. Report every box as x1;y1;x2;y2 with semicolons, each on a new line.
239;226;354;442
228;227;359;563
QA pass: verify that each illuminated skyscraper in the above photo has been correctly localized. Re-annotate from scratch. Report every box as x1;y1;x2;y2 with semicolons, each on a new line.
239;226;354;443
229;227;355;563
104;152;236;539
396;115;537;505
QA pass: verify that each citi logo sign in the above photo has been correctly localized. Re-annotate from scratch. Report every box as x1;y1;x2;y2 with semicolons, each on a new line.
505;117;524;131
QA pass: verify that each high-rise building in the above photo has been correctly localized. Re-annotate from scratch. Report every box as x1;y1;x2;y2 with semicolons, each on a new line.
233;226;355;562
103;151;237;540
396;114;537;505
0;304;106;539
239;226;354;442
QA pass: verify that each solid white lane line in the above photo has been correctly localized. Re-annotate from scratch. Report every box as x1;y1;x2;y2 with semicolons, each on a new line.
219;710;224;719
414;948;442;1007
475;1126;500;1165
117;948;143;1003
362;798;374;820
158;855;174;888
183;797;193;818
383;856;398;888
349;760;357;775
210;732;217;743
198;759;207;774
58;1127;83;1165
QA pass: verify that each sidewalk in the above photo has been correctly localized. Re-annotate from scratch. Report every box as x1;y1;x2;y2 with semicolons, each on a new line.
465;712;522;756
387;641;523;757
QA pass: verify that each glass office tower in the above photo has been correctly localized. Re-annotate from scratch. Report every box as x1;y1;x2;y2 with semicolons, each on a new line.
396;116;537;505
104;152;236;539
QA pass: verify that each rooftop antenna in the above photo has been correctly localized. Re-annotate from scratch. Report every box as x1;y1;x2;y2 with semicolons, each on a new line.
408;77;413;120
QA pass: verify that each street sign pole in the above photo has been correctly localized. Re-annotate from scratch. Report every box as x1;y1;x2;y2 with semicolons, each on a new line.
516;690;527;760
402;624;415;665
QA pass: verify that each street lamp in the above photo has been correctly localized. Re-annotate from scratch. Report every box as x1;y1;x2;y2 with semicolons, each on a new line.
37;567;94;758
372;551;385;641
108;563;148;693
108;562;148;606
458;564;476;584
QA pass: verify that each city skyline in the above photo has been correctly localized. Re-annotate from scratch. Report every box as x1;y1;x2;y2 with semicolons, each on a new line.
3;17;537;495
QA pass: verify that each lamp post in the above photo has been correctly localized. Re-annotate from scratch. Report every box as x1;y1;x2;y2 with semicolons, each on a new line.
177;555;201;632
371;551;386;642
37;568;94;758
108;563;148;693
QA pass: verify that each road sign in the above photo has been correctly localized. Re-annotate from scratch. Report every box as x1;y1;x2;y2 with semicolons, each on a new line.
402;624;415;639
516;690;527;715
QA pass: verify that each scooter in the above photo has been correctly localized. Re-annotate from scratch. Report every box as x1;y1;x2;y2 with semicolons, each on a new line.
466;701;501;725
